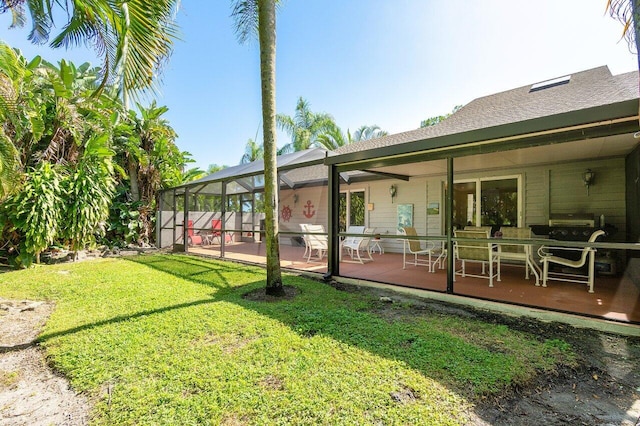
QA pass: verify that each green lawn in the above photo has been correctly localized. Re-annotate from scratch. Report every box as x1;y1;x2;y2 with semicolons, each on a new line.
0;254;576;425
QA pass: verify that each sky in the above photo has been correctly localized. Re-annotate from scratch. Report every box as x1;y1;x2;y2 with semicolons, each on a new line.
1;1;638;171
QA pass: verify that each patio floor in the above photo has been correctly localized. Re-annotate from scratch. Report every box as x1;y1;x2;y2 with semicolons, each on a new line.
188;241;640;324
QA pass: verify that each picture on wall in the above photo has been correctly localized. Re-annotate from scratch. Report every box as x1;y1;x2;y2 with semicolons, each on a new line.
397;204;413;231
427;202;440;215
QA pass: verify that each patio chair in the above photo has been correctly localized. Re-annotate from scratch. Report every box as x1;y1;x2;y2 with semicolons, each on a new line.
464;225;494;237
537;229;605;293
454;229;500;287
341;226;375;263
209;219;233;244
496;227;540;285
300;224;328;262
399;227;446;273
185;220;203;246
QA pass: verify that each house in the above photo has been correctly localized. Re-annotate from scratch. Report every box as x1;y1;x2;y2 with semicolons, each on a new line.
159;66;640;324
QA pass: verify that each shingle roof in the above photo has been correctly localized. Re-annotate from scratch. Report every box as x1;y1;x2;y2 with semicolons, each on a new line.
333;66;639;156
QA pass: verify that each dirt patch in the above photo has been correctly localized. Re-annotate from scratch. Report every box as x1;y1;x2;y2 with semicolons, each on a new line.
0;299;89;426
243;285;299;302
328;280;640;426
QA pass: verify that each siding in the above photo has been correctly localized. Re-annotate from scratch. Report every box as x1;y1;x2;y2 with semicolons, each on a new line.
279;186;329;245
364;156;628;253
549;158;626;240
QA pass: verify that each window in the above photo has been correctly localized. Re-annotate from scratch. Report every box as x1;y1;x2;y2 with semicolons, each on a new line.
339;189;366;232
530;75;570;92
453;176;521;231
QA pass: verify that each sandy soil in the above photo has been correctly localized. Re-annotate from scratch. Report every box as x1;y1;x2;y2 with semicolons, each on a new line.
1;287;640;426
0;299;89;426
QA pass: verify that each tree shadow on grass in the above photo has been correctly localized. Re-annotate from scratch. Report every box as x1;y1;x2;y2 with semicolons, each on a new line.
34;255;251;346
35;254;566;403
35;297;219;346
124;253;253;290
121;255;559;398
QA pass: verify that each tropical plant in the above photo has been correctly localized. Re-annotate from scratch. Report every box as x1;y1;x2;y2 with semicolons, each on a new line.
1;0;180;101
232;0;284;295
0;131;20;200
240;137;264;163
61;134;116;254
0;43;42;197
112;101;186;244
316;123;388;150
0;162;65;266
0;48;123;264
276;97;336;153
207;163;228;174
607;0;640;61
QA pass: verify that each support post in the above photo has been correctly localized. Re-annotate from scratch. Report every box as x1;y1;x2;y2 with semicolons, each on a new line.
446;157;454;293
221;181;227;258
184;187;190;253
326;164;340;279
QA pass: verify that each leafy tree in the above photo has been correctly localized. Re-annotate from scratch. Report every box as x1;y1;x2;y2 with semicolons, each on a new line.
0;130;20;200
207;163;228;174
316;123;387;150
352;125;388;141
232;0;284;295
61;134;116;254
277;97;336;153
1;0;180;101
241;138;264;163
112;101;186;244
420;105;462;128
181;167;207;183
0;43;43;197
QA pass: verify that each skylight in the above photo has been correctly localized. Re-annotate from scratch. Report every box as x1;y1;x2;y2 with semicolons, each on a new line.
529;75;571;92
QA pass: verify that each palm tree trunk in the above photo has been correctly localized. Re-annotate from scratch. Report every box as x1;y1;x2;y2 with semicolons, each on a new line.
258;0;284;295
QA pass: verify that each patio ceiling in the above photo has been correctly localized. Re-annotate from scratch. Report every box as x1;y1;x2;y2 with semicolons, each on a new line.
361;132;639;178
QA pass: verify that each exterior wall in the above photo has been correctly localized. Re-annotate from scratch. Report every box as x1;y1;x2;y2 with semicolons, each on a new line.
158;156;628;250
278;185;329;246
363;178;429;254
359;156;627;253
549;158;626;241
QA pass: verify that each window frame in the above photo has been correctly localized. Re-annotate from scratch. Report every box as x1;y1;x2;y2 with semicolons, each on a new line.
453;174;523;228
339;188;367;230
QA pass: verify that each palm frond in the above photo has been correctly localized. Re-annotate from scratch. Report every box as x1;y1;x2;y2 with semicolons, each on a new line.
607;0;640;54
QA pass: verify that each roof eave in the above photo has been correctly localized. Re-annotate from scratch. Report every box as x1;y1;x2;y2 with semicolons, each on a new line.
325;99;640;167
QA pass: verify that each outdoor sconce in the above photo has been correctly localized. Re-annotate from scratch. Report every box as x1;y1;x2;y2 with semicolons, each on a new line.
389;184;397;203
583;169;595;195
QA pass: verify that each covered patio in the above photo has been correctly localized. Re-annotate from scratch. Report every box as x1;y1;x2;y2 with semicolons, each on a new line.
160;66;640;325
188;242;640;323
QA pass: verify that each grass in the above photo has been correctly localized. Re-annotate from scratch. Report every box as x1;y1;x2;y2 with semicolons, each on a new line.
0;254;577;425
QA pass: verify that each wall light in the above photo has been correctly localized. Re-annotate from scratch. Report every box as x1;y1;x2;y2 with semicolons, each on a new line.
389;184;397;203
583;169;595;195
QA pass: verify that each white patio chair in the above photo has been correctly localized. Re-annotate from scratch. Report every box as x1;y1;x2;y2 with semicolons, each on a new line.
299;224;311;258
538;229;605;293
301;224;328;262
496;227;540;285
454;229;500;287
399;227;445;273
341;226;375;263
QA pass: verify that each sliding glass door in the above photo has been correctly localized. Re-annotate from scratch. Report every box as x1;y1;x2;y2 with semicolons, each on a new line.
453;176;521;230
